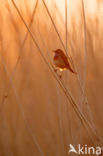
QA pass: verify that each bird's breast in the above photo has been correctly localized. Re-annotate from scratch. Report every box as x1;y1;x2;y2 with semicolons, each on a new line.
53;56;66;69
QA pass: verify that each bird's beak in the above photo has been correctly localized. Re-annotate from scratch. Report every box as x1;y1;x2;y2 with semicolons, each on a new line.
52;50;56;53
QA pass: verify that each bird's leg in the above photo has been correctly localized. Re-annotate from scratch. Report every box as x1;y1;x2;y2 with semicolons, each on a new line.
58;74;62;79
54;68;58;73
54;68;62;79
58;72;62;79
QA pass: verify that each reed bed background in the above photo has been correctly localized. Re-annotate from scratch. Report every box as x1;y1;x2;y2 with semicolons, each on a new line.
0;0;103;155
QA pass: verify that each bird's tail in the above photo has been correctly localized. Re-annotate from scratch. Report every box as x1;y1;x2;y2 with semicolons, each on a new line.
67;65;77;74
66;57;77;74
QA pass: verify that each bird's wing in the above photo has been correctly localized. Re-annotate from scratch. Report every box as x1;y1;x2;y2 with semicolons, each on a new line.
64;57;76;74
60;52;69;65
61;53;75;72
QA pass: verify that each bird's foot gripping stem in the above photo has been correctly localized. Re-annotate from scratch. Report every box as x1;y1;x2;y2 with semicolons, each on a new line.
54;68;62;79
58;74;62;79
54;69;58;73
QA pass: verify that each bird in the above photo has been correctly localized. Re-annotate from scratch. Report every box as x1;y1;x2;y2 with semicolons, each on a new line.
52;49;76;75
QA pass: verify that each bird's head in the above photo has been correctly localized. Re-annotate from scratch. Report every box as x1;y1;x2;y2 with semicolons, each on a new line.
52;49;61;54
52;50;57;53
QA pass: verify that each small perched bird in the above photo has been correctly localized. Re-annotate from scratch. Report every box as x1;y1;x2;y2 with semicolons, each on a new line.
53;49;76;75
